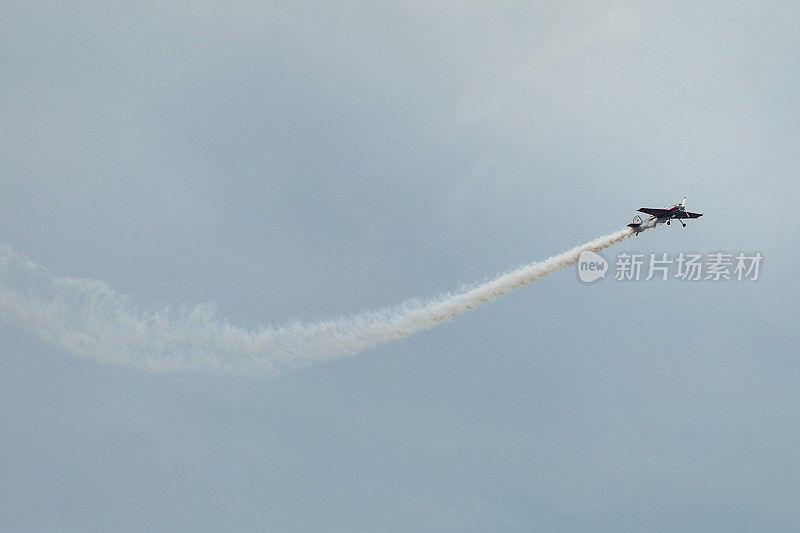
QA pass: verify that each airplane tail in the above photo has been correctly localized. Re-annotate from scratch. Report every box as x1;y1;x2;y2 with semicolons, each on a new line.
681;196;687;208
628;214;643;227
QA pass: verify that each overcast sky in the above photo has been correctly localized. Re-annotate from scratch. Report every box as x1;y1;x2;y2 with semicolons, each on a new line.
2;1;799;530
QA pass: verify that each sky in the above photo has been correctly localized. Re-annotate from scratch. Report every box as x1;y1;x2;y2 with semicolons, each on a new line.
2;1;799;530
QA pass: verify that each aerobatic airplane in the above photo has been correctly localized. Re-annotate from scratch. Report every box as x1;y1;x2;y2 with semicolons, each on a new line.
628;197;703;234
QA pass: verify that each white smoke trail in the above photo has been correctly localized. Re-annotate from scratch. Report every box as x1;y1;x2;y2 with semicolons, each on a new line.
0;227;641;375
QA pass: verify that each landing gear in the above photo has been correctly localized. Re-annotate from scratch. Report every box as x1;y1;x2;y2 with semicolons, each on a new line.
667;220;670;225
679;220;686;228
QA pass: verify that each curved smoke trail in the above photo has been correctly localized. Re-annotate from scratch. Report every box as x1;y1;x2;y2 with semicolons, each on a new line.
0;227;639;375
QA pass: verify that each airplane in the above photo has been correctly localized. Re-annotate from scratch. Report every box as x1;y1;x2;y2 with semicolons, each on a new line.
628;197;703;234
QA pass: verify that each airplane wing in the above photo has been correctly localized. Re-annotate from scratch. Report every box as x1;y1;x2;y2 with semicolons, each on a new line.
637;207;672;216
674;211;703;219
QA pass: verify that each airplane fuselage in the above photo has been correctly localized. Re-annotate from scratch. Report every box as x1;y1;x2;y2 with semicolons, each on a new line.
630;215;662;234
